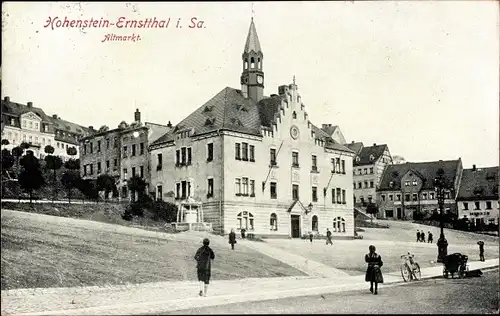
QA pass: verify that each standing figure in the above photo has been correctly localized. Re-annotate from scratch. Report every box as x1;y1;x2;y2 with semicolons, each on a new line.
194;238;215;297
241;228;246;239
427;231;433;243
228;229;237;250
326;228;333;245
420;231;426;243
416;230;421;242
365;245;384;295
309;231;314;243
477;241;485;262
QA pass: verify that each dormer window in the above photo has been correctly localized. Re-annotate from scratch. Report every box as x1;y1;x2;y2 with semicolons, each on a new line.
369;155;375;161
389;181;394;188
292;111;297;119
356;156;361;162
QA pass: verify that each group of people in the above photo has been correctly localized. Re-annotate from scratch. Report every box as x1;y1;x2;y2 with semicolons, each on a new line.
416;230;433;243
307;228;334;245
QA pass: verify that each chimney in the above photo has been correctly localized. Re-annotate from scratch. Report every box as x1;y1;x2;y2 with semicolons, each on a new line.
472;164;477;171
52;114;58;119
27;102;33;107
351;141;355;144
167;121;172;128
134;108;141;123
3;96;9;102
88;126;94;130
373;143;377;146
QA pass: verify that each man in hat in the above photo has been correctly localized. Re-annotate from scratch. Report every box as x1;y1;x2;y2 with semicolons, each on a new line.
194;238;215;296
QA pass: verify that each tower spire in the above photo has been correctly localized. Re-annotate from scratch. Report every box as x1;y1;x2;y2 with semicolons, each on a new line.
244;17;262;54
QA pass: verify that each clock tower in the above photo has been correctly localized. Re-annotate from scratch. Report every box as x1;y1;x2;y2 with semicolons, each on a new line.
240;18;264;102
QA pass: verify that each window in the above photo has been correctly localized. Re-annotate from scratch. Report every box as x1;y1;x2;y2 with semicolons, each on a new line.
430;192;435;199
331;159;336;173
176;183;181;198
83;165;87;176
370;167;373;174
412;193;418;201
157;185;163;201
336;188;341;204
176;150;180;165
341;160;346;174
422;193;428;200
486;201;492;210
270;182;277;199
140;166;144;178
88;164;93;175
207;178;214;197
292;111;297;119
463;202;469;210
370;181;374;188
389;194;393;201
114;158;118;170
385;210;394;218
312;215;318;231
250;180;255;196
179;147;186;165
235;143;241;160
336;158;341;173
140;143;144;155
360;196;365;204
311;155;317;172
353;183;356;189
396;194;401;201
358;182;362;189
157;153;163;170
292;151;299;167
249;145;255;162
342;189;346;204
207;143;214;162
114;137;118;148
181;181;187;198
312;186;318;202
11;118;15;126
237;211;254;231
97;162;101;174
132;167;136;177
332;188;336;204
364;181;368;188
235;178;241;195
364;168;368;175
292;184;299;200
131;144;136;156
412;180;418;186
242;143;248;161
187;147;192;165
106;160;110;170
381;194;386;202
123;146;127;158
270;213;278;231
29;121;32;129
106;138;110;149
22;120;26;128
97;140;101;153
405;194;410;202
474;202;480;210
270;148;277;165
242;178;249;195
333;217;346;233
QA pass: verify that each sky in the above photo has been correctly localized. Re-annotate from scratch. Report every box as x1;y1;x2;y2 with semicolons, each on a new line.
2;1;499;168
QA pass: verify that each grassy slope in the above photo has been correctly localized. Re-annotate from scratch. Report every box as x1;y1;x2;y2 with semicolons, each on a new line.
1;210;306;291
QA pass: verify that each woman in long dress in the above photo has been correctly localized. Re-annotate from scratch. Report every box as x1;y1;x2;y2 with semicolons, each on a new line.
365;245;384;295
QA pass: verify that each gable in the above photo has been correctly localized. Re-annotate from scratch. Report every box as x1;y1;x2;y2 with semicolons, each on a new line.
20;111;42;121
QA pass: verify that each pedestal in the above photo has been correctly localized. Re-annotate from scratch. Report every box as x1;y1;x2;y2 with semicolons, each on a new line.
437;235;448;263
185;210;197;224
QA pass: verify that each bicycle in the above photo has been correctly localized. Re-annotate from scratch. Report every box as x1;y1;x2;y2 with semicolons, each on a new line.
400;253;421;282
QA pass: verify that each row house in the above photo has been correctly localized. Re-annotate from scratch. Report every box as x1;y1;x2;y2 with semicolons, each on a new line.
149;18;356;238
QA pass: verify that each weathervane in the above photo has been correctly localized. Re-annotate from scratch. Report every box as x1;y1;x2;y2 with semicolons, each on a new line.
293;75;296;85
251;3;255;19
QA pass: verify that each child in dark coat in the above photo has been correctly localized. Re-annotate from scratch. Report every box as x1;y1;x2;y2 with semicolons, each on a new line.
229;229;237;250
194;238;215;297
365;245;384;295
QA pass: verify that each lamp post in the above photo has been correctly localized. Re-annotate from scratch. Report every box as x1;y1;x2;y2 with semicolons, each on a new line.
434;169;448;263
307;203;313;214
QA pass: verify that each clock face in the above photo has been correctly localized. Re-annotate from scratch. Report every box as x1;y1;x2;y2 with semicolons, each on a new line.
290;125;299;140
257;75;263;84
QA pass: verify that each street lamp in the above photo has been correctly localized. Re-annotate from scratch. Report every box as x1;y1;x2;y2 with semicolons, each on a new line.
306;203;313;214
433;168;448;263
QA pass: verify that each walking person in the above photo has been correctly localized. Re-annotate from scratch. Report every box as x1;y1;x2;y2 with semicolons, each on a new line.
416;230;421;242
194;238;215;297
427;231;433;243
477;241;485;262
420;231;426;243
365;245;384;295
228;229;237;250
309;231;314;243
326;228;333;245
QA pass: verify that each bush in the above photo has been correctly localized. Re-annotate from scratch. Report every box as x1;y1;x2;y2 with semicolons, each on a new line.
122;202;143;221
151;201;177;222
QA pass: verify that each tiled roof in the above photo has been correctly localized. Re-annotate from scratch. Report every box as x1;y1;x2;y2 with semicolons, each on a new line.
151;87;355;155
378;159;462;192
457;167;499;201
244;18;262;54
2;99;53;123
320;124;339;137
50;116;91;135
346;142;364;154
353;144;389;166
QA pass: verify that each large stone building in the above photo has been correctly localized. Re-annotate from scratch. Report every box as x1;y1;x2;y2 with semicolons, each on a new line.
79;109;171;200
376;159;463;220
1;96;90;160
149;18;356;238
456;165;499;226
347;142;393;206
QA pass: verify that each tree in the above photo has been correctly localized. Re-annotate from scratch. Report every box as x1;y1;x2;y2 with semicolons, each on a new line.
1;148;14;176
11;146;24;168
152;201;178;222
76;179;99;202
392;155;406;164
44;145;55;155
64;158;80;171
20;142;31;150
44;155;63;202
18;151;45;204
366;202;379;224
61;171;80;203
96;174;117;201
66;146;77;157
98;125;109;133
1;139;10;146
127;176;147;202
